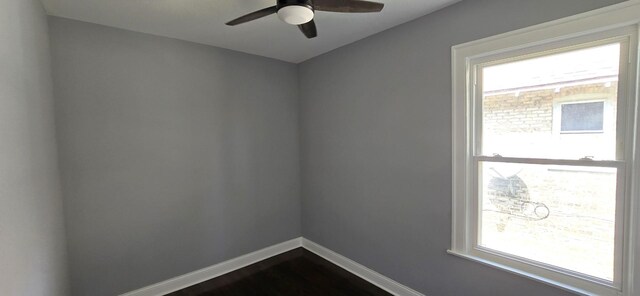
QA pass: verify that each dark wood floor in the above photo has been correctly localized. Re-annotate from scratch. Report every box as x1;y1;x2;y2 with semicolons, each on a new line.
166;248;392;296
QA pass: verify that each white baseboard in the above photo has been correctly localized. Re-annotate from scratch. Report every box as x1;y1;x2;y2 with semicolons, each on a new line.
120;237;425;296
119;238;303;296
301;238;425;296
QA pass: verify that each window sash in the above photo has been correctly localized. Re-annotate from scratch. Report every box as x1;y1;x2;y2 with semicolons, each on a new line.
470;157;626;288
472;37;630;162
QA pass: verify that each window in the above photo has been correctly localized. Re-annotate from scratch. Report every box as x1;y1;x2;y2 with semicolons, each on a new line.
450;3;640;296
560;101;605;133
480;40;622;284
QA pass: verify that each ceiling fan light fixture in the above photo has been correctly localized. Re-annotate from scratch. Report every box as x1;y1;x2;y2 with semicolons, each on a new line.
277;5;314;25
226;0;384;39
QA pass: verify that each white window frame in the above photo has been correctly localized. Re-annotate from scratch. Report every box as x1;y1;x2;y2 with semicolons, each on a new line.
450;2;640;296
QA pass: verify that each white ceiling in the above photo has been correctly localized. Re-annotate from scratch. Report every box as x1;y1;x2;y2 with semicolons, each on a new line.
41;0;460;63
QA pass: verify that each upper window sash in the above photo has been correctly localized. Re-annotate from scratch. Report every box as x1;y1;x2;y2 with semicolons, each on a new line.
470;36;631;162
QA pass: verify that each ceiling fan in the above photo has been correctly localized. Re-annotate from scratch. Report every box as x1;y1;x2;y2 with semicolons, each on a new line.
226;0;384;39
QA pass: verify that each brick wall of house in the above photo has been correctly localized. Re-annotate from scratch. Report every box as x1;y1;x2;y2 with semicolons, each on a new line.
483;82;618;135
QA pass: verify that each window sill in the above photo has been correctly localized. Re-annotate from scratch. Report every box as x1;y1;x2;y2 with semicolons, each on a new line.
446;250;606;296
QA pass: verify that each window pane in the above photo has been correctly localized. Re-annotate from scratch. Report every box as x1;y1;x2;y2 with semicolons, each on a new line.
479;161;617;281
561;101;604;133
481;43;620;160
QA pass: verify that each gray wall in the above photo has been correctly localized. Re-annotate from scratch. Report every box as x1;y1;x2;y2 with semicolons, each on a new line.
0;0;69;295
299;0;625;295
49;17;301;296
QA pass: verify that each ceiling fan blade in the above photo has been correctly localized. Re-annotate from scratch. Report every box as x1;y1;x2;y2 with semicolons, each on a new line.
226;6;278;26
298;20;318;38
313;0;384;13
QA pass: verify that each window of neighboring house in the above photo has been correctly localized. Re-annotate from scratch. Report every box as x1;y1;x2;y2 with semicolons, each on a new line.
560;101;605;133
450;3;640;296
